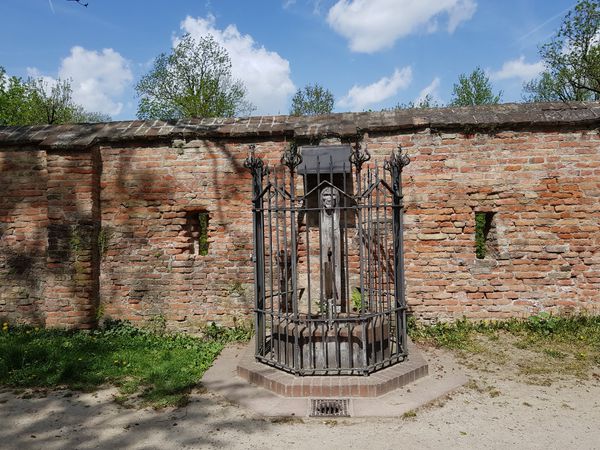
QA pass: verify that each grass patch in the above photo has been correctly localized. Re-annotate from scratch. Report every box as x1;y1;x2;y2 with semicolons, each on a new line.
409;313;600;383
0;320;251;408
402;409;417;419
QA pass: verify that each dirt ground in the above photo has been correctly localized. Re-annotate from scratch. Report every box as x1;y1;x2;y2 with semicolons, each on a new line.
1;344;599;450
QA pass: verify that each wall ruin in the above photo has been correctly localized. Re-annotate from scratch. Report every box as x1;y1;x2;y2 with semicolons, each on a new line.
1;102;599;329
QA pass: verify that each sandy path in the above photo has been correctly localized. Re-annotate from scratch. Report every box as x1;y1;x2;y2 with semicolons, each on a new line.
1;348;599;450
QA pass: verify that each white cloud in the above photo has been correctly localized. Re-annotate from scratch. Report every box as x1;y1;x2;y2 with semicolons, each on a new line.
338;67;413;110
28;47;133;116
415;77;441;105
327;0;477;53
181;15;296;115
490;56;545;81
59;47;132;116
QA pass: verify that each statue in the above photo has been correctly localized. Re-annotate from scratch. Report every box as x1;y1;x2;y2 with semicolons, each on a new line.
320;187;341;320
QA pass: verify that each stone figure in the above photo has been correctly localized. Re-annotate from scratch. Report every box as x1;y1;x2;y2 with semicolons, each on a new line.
320;187;341;318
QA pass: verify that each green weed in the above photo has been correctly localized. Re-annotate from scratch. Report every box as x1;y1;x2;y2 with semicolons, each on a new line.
409;313;600;382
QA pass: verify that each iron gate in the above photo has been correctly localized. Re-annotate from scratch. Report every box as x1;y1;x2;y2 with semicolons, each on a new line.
244;141;410;375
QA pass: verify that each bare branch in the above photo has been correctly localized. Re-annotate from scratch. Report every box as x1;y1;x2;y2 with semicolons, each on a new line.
67;0;89;7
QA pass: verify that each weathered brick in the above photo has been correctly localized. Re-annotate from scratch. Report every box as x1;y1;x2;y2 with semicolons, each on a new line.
2;107;600;329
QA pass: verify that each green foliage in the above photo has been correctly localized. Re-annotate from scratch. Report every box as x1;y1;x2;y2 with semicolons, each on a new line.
450;67;502;106
136;34;254;120
402;410;417;419
411;314;600;383
0;320;251;408
227;281;245;296
289;83;334;116
145;314;167;335
475;212;487;259
202;321;254;342
526;311;563;336
524;1;600;102
351;287;364;311
409;317;480;350
198;212;209;256
98;226;113;256
0;66;110;126
0;67;33;126
69;227;83;254
409;313;600;350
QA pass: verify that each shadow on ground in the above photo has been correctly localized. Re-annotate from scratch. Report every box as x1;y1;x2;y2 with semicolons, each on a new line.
0;387;272;450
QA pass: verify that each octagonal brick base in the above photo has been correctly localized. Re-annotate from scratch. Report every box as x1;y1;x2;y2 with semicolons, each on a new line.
237;339;428;398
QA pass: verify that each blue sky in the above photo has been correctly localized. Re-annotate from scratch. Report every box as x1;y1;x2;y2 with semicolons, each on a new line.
0;0;576;120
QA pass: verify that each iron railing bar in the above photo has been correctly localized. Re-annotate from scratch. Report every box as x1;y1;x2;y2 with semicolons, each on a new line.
256;306;405;320
273;169;283;366
328;154;339;370
289;166;301;373
271;185;293;200
303;170;314;371
355;161;368;369
316;156;327;372
259;203;390;213
376;166;386;365
342;162;349;314
252;182;273;202
383;167;393;360
302;179;354;203
399;168;408;356
250;158;266;358
343;161;352;370
267;168;275;360
281;167;291;370
363;167;377;365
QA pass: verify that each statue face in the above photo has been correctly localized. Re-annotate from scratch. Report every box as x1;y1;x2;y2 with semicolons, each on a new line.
320;187;338;211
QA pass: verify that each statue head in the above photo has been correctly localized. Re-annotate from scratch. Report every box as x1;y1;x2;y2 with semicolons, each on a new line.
320;187;338;213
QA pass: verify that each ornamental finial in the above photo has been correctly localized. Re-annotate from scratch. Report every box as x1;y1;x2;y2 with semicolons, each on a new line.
243;144;264;175
281;140;302;172
384;145;410;172
350;130;371;172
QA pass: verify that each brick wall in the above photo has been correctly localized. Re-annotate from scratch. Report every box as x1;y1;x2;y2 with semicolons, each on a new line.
45;150;99;328
1;122;599;328
0;148;47;324
98;139;273;330
370;128;600;319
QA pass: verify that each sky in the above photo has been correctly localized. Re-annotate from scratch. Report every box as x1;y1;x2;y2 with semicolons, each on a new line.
0;0;577;120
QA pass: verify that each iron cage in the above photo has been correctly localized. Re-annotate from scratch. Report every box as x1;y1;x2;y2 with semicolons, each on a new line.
245;141;410;375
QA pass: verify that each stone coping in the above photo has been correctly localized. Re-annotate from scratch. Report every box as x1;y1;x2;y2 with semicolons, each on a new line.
237;339;428;398
1;101;600;150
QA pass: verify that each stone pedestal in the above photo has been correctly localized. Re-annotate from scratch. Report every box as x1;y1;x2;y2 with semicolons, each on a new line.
271;315;390;371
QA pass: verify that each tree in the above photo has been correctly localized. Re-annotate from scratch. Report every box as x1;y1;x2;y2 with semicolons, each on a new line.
28;78;110;124
135;34;254;120
450;67;502;106
0;67;110;126
289;83;334;115
524;0;600;102
0;67;32;126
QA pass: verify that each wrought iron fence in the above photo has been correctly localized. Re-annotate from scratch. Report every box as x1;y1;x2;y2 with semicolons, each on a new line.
245;142;410;375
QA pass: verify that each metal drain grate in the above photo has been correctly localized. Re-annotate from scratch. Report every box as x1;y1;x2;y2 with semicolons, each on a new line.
310;399;350;417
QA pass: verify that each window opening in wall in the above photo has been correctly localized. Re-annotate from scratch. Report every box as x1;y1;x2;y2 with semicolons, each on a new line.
475;211;496;259
185;211;209;255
